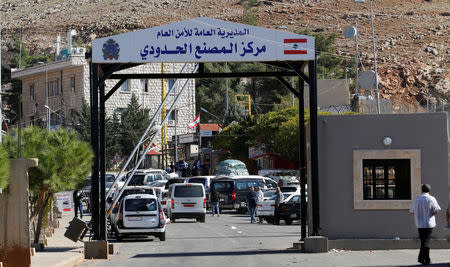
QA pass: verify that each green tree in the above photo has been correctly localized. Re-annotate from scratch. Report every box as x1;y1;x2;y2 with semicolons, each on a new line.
0;146;9;190
1;127;93;244
119;93;150;167
213;116;256;161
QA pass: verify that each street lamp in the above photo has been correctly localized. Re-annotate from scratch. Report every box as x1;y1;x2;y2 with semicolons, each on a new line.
355;0;381;114
38;62;50;129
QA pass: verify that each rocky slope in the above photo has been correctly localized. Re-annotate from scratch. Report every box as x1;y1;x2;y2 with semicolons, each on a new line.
1;0;449;108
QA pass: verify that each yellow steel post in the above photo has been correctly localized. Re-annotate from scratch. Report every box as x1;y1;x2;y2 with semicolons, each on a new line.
161;63;167;169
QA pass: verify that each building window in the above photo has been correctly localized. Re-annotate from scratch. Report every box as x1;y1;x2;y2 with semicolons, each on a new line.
140;79;148;92
30;84;35;101
168;109;177;121
168;79;176;94
353;149;421;210
71;76;76;92
49;80;59;96
121;80;129;92
362;159;411;200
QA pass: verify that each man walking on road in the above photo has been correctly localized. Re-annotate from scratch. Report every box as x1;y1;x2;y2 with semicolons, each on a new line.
247;186;257;223
273;187;282;225
210;186;220;217
410;184;441;265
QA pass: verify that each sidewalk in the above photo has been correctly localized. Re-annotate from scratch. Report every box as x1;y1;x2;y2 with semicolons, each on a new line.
31;212;87;267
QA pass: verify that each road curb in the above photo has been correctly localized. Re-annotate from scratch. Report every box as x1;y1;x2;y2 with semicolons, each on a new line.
50;251;84;267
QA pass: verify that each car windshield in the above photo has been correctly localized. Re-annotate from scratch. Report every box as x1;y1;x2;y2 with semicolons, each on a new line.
264;191;275;197
125;198;157;211
174;185;203;197
281;187;298;192
128;174;145;186
123;188;154;196
105;174;115;182
149;181;167;187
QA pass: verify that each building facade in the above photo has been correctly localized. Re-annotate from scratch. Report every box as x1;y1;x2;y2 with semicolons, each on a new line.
11;54;196;151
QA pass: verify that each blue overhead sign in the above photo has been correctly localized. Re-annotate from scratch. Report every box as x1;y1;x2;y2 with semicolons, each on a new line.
92;17;315;63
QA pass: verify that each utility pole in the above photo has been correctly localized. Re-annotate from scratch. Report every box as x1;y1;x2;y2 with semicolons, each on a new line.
355;21;360;112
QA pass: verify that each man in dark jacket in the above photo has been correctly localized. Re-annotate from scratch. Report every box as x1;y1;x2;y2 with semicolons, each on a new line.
273;187;282;225
210;186;220;217
247;186;257;223
73;190;83;218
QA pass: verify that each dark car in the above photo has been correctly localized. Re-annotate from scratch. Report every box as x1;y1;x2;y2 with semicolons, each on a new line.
278;194;308;225
210;175;277;212
164;178;186;190
209;178;235;210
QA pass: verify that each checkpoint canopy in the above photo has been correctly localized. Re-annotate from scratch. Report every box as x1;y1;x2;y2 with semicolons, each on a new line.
92;17;315;63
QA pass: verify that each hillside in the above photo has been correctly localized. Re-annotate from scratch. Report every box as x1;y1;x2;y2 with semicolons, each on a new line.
1;0;449;109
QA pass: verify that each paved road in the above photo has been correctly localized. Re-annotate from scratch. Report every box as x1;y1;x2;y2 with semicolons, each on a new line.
79;211;450;267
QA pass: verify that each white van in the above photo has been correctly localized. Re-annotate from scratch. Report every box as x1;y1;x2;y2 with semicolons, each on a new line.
110;194;166;241
167;183;206;223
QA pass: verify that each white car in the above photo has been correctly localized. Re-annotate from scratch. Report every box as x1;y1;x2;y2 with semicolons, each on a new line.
110;194;166;241
158;189;169;214
167;183;206;223
257;193;297;222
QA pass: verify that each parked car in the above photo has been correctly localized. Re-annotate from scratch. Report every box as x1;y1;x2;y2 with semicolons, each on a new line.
210;175;278;212
148;180;168;195
167;183;206;222
187;176;215;207
108;185;156;212
125;169;167;186
259;169;299;186
280;185;300;194
164;177;186;190
278;194;307;225
257;193;297;223
209;177;235;210
110;193;166;241
158;189;169;214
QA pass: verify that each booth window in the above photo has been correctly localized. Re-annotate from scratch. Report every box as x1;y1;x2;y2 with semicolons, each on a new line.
353;149;421;210
362;159;411;200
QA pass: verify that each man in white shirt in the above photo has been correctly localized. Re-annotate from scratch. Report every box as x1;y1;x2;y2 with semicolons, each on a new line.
410;184;441;265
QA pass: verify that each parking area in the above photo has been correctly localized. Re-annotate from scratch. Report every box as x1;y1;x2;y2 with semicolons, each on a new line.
79;211;450;267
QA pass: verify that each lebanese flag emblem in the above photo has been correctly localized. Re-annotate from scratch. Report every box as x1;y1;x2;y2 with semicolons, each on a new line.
188;114;200;129
284;38;307;55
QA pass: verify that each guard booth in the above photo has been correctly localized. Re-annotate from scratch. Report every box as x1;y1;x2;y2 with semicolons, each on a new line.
88;17;320;246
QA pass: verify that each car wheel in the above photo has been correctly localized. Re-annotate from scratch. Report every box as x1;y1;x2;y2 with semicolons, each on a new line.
200;215;205;223
284;219;293;225
159;232;166;241
265;217;273;224
170;215;176;223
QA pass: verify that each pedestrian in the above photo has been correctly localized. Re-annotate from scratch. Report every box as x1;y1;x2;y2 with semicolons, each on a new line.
273;187;282;225
73;190;83;219
410;184;441;265
210;186;220;217
255;186;264;223
170;162;175;173
247;186;257;223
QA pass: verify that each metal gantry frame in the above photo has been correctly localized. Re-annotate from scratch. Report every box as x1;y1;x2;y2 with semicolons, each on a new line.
89;57;320;242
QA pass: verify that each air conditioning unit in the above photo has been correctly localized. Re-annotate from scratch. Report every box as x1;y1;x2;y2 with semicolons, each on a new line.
71;47;86;55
